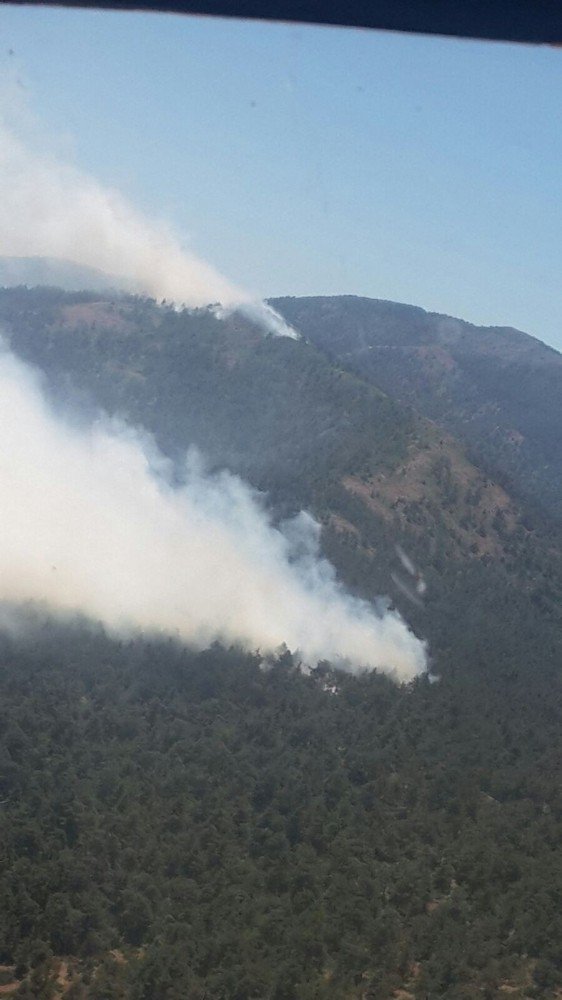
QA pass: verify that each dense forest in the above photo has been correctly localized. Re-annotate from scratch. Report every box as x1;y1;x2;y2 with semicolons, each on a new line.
1;619;561;999
0;287;560;997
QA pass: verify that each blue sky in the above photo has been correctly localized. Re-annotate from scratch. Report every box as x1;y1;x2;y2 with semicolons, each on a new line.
1;5;562;349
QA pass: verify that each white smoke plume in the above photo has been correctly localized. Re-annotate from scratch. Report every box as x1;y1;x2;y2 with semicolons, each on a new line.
0;121;297;338
0;346;426;681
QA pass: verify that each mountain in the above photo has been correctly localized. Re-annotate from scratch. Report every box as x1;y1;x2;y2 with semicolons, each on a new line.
0;286;560;999
0;287;559;648
271;296;562;523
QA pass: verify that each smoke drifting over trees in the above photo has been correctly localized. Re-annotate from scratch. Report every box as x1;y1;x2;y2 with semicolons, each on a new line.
0;345;426;679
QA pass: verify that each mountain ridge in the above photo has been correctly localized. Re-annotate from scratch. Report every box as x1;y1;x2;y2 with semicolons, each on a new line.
271;295;562;522
270;293;562;363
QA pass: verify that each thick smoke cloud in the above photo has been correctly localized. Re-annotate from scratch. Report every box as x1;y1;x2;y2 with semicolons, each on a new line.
0;122;296;338
0;347;426;680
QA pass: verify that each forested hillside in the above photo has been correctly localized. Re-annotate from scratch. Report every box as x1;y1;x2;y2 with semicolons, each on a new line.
1;620;561;999
0;288;559;677
0;287;560;998
271;296;562;523
0;288;414;506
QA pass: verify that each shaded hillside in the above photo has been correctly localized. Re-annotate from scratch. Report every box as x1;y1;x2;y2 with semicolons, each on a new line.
0;286;560;681
0;288;412;507
271;296;562;522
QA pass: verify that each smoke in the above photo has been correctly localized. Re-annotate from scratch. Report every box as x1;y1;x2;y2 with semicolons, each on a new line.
0;345;426;681
0;120;297;338
391;544;427;607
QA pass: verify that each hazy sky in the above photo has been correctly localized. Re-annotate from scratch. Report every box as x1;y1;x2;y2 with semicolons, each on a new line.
1;6;562;349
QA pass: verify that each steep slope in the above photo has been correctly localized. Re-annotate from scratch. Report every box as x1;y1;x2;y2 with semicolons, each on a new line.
0;288;412;505
0;287;560;684
0;288;561;999
271;295;562;523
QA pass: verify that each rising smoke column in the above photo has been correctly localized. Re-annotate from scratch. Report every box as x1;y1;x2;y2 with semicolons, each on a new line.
0;121;297;338
0;347;426;681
